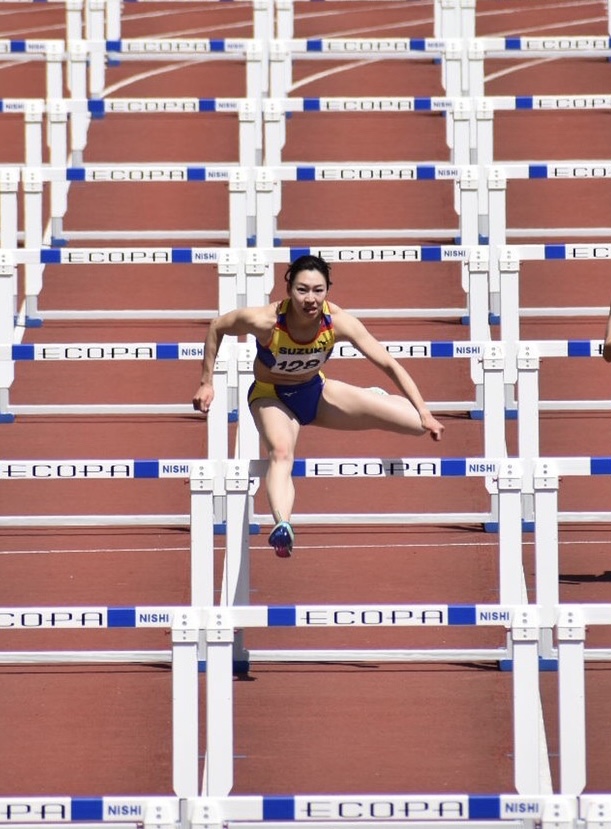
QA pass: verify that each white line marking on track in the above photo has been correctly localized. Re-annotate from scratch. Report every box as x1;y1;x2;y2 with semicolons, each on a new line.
0;538;607;556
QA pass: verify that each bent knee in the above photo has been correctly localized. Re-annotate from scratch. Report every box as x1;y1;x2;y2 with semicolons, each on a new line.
268;444;295;464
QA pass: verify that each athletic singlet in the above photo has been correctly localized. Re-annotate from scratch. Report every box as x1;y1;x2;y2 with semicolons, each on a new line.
255;298;335;376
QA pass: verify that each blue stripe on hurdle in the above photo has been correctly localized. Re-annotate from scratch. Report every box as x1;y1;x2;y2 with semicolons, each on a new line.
171;248;193;263
529;164;548;179
108;607;136;628
505;38;522;50
106;40;121;52
303;98;321;111
417;165;435;179
41;249;61;263
421;246;442;260
306;39;323;52
296;166;316;181
410;39;426;50
263;797;294;821
268;606;296;627
12;344;35;360
134;460;160;478
440;458;467;475
567;340;591;356
431;341;454;357
71;799;104;821
544;245;566;259
198;99;216;111
88;99;105;118
67;167;86;181
156;344;179;359
468;796;501;819
414;97;432;110
186;167;206;180
591;457;611;475
10;41;26;53
515;96;534;109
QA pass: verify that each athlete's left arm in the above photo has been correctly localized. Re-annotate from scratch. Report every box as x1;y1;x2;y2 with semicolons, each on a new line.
333;308;444;439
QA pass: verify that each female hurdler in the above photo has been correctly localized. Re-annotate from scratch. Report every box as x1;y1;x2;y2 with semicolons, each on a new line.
193;254;445;558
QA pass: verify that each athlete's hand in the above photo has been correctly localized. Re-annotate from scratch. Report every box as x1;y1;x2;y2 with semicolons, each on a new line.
421;411;445;441
193;382;214;416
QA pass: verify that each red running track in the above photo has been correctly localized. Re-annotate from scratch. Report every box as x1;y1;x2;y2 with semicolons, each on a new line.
1;0;611;798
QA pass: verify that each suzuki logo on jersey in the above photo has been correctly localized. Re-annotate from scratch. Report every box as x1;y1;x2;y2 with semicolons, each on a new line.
278;345;328;354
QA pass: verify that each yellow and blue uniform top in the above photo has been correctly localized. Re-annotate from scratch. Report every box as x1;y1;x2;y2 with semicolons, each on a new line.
256;298;335;377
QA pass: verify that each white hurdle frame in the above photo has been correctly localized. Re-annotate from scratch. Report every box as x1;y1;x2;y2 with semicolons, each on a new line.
253;163;477;248
58;96;260;172
0;602;597;797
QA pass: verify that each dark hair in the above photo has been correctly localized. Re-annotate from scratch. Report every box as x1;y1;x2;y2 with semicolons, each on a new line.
284;254;332;289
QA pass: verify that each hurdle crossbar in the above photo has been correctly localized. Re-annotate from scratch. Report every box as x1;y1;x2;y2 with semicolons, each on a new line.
0;792;609;829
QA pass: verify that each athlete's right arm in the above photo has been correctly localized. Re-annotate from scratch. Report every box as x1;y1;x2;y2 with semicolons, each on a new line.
192;306;271;413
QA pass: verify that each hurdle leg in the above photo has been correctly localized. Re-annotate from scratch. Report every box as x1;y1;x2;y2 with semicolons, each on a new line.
0;258;16;422
255;168;276;249
86;0;106;97
22;170;45;324
172;609;201;797
222;461;251;667
498;461;524;606
190;463;216;607
46;42;64;101
24;101;44;167
517;343;541;524
482;343;506;460
486;168;507;322
68;44;90;165
66;0;84;41
466;248;490;412
202;609;235;796
512;607;544;794
499;249;521;411
557;607;586;795
229;169;249;250
534;461;560;661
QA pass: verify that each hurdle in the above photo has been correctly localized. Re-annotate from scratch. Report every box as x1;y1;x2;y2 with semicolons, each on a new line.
21;161;253;277
0;40;66;100
268;38;461;102
62;96;260;170
0;794;608;829
253;163;478;250
0;100;47;167
0;602;574;795
492;244;611;411
102;0;274;66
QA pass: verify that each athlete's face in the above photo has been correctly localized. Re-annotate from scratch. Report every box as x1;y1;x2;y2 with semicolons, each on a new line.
289;269;328;318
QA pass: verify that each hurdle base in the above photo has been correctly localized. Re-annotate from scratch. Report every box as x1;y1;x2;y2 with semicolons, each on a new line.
499;657;559;672
50;236;68;247
214;523;260;535
489;313;500;325
24;315;43;328
228;409;238;423
197;659;250;674
483;520;535;534
0;412;16;423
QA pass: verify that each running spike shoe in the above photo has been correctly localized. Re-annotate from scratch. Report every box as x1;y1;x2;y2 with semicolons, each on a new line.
268;520;295;558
